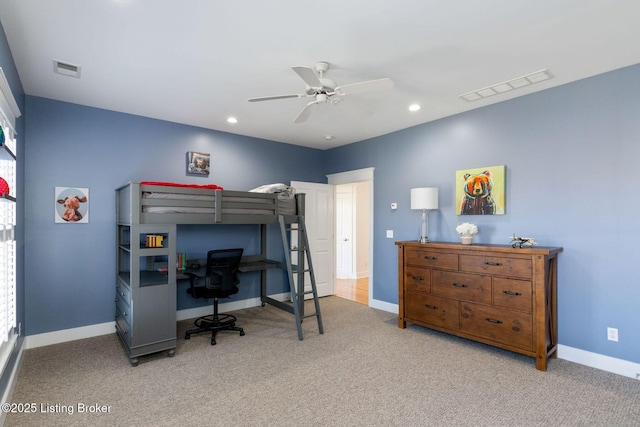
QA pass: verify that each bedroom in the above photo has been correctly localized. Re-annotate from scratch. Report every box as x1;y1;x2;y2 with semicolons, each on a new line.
0;1;639;405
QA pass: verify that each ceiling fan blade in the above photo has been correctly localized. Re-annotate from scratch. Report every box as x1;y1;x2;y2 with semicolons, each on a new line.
248;94;303;102
292;66;323;88
293;101;316;124
336;78;394;95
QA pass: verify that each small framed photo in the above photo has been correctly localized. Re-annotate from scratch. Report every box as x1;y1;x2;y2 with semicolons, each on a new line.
55;187;89;223
187;151;210;176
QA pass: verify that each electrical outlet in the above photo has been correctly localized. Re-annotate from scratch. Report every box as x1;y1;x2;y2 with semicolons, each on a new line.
607;327;618;342
386;230;394;238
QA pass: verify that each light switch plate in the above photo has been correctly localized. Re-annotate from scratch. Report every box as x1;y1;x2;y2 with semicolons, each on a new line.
386;230;394;238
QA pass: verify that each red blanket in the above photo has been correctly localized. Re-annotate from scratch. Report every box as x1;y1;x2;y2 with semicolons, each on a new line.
140;181;224;190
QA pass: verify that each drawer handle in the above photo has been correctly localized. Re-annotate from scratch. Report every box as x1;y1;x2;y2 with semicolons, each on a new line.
484;261;503;266
424;304;438;310
485;318;503;324
452;283;467;288
424;256;438;260
503;290;522;296
412;276;425;281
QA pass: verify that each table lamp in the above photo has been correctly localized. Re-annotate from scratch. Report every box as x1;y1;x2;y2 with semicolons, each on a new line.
411;187;438;243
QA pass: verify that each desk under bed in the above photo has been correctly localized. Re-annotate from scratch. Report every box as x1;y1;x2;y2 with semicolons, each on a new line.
115;181;320;366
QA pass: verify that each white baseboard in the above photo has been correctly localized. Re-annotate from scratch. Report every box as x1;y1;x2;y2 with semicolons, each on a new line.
25;293;290;350
25;322;116;349
558;344;640;380
176;292;288;321
369;298;398;314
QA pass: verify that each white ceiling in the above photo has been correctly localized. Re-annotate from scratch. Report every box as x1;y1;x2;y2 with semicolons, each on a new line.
1;1;639;150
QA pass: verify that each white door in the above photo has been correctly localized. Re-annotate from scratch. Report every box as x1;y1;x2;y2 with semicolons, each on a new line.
336;185;354;279
290;181;335;298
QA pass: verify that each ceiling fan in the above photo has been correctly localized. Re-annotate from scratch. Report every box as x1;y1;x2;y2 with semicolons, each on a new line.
248;62;394;123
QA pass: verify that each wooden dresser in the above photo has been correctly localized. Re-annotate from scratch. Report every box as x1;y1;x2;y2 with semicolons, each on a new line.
396;241;562;371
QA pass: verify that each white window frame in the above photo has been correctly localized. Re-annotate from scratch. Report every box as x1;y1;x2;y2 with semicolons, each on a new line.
0;67;21;378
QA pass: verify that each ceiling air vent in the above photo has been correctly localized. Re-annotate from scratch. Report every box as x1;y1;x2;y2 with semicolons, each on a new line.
53;59;81;78
459;69;552;102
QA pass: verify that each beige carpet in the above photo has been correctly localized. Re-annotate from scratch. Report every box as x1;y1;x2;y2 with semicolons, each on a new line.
5;296;640;426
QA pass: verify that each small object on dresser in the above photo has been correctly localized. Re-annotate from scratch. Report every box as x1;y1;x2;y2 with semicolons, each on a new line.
510;234;536;248
455;222;478;245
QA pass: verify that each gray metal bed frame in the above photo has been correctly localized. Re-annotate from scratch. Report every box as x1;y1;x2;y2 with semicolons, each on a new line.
114;181;308;365
116;181;298;225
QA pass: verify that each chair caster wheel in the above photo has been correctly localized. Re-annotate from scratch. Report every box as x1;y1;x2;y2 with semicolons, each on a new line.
185;333;191;339
211;339;216;345
240;331;245;336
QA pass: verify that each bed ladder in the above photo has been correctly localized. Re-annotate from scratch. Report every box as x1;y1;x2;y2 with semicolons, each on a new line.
278;214;324;340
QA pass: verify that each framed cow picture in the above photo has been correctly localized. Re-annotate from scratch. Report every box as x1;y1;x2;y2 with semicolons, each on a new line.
55;187;89;223
456;165;505;215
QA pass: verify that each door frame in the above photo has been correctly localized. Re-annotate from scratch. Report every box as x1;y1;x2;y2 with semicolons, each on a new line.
327;167;374;306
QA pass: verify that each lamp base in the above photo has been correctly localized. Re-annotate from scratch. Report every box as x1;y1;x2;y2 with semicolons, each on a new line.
418;210;429;244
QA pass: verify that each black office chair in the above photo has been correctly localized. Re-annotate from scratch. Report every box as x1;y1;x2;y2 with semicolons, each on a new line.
184;248;245;345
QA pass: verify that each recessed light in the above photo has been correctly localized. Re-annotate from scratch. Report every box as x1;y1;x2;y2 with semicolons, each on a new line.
409;104;421;112
227;117;238;124
324;135;334;140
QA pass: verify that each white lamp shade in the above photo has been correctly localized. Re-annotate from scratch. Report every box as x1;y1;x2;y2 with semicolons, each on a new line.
411;187;438;210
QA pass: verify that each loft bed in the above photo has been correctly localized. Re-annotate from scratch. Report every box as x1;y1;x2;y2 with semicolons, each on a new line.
115;181;320;361
116;180;305;276
116;181;300;226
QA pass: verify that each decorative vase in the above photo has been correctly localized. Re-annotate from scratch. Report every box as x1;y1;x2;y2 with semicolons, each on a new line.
460;233;474;245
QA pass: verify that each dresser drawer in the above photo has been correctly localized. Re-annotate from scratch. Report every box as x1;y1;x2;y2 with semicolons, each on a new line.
493;277;532;312
115;298;132;345
116;281;132;305
459;254;532;279
432;270;491;304
406;249;458;270
405;292;459;330
460;302;532;351
405;266;431;293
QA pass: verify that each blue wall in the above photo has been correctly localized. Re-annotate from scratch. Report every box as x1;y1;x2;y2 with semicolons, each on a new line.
4;13;639;367
325;64;640;364
23;97;325;335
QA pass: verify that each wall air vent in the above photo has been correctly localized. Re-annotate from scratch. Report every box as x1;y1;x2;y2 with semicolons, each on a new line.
460;69;552;102
53;59;81;78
